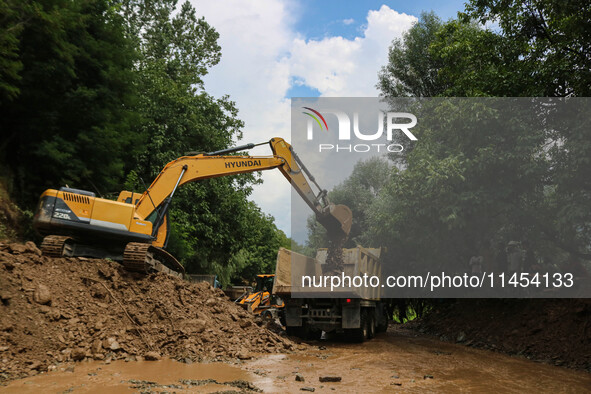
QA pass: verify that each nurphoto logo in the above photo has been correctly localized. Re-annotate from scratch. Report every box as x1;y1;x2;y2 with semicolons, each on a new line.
302;107;417;153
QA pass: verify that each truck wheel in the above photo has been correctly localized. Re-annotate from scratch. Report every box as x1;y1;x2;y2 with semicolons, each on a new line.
308;329;322;341
376;305;389;333
368;313;376;339
285;325;301;337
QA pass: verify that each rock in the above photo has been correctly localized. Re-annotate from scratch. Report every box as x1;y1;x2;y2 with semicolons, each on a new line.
0;292;12;301
33;284;51;305
300;388;315;392
91;284;108;299
27;361;41;370
24;241;42;256
319;376;341;383
423;375;434;379
38;305;52;314
91;339;102;354
205;298;217;307
103;337;121;351
295;373;305;382
239;320;252;329
237;351;252;360
71;348;86;361
456;331;466;343
192;319;207;334
144;351;161;361
8;243;26;254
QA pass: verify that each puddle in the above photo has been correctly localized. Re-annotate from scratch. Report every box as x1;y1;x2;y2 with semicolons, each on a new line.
1;358;255;393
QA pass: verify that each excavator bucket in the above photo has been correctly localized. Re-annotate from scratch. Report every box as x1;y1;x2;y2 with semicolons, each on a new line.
317;204;353;239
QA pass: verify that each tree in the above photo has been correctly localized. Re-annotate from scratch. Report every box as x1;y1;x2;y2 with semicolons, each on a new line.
371;2;591;273
377;12;444;98
120;0;284;279
0;0;137;206
465;0;591;97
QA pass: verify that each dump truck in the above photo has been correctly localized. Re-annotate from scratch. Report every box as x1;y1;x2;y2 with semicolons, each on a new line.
274;247;389;342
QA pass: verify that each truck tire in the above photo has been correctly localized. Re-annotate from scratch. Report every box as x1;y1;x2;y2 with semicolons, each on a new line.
368;313;376;339
376;317;389;333
286;325;301;337
376;305;389;333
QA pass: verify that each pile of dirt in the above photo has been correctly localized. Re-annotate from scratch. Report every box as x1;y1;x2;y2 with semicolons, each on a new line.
0;242;303;382
411;299;591;371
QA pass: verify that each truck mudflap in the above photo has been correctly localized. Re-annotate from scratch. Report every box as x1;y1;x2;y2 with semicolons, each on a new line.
342;303;361;329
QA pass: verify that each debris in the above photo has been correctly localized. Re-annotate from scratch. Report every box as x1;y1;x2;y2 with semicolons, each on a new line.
319;376;341;382
300;387;315;392
144;351;161;361
71;348;86;361
0;242;304;382
33;284;51;305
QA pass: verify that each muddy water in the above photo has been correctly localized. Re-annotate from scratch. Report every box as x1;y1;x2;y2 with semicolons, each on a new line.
1;359;255;393
245;328;591;393
2;328;590;393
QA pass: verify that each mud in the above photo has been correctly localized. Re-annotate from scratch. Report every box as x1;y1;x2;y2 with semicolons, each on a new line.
245;326;591;393
414;299;591;371
0;242;304;382
3;327;590;393
0;358;260;393
323;238;345;274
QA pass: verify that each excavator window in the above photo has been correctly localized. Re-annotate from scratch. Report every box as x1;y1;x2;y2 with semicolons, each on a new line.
255;276;275;293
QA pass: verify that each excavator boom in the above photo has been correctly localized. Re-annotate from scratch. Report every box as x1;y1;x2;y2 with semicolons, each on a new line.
33;137;352;275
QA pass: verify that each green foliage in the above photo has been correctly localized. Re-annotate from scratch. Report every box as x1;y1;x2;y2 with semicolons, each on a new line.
0;0;294;285
306;157;391;250
465;0;591;96
378;12;444;98
0;0;137;206
0;0;25;103
362;1;591;274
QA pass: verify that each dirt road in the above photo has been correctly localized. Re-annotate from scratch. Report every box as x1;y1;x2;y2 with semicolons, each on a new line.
3;326;589;393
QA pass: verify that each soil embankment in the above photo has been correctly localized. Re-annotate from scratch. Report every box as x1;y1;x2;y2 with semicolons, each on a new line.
413;298;591;371
0;242;303;382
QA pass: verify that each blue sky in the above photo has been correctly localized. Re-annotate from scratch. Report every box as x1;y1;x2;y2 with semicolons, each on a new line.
293;0;467;41
195;0;471;241
285;0;467;99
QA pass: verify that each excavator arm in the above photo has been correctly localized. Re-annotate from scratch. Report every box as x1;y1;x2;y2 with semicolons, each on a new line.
134;137;352;242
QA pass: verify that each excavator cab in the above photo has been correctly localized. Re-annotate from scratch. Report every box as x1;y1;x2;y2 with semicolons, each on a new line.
237;274;284;317
254;274;275;293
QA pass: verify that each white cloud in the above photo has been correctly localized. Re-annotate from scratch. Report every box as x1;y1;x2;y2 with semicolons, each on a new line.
343;18;355;25
288;5;416;97
192;2;416;240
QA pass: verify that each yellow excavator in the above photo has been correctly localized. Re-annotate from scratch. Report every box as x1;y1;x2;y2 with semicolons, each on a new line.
33;137;352;276
236;274;284;318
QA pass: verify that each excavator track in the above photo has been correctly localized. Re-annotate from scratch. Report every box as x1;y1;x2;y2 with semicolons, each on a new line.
123;242;185;278
40;235;74;257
